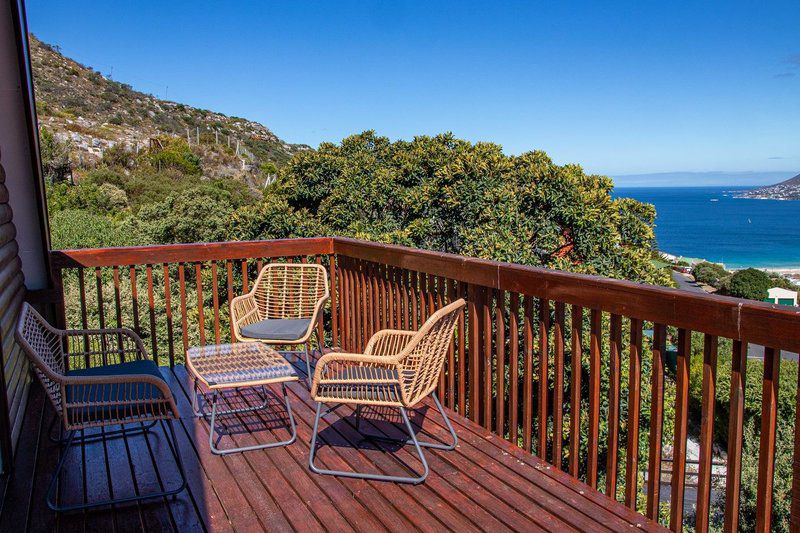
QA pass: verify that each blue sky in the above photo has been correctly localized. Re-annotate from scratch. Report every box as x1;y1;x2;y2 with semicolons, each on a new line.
26;1;800;181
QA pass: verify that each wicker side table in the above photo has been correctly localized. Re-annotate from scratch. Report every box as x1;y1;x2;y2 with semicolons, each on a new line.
186;342;298;455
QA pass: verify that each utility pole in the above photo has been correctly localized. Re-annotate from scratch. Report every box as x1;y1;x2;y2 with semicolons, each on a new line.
186;128;190;144
235;139;240;155
196;127;200;145
215;129;219;144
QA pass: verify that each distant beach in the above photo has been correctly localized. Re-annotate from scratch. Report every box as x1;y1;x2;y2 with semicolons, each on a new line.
614;186;800;271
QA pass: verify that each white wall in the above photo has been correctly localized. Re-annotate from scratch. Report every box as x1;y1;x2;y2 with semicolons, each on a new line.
0;0;50;290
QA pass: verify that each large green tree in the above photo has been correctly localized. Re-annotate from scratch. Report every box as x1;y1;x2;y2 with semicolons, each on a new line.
275;131;667;284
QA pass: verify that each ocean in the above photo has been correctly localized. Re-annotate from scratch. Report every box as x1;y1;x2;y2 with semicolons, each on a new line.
613;186;800;269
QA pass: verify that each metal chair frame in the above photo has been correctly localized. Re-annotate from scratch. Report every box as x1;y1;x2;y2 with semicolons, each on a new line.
308;299;465;484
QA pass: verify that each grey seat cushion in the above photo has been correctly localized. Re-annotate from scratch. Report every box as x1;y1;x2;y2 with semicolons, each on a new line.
240;318;312;341
65;359;167;420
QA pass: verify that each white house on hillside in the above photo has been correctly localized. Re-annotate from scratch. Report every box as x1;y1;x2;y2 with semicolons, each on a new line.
765;287;798;306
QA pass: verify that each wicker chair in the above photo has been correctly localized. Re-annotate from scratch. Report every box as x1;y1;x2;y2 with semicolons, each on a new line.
15;303;186;512
230;262;329;385
308;298;465;484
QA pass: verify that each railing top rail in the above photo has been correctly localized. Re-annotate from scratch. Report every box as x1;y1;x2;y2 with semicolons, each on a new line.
48;236;800;352
50;237;334;269
332;237;800;352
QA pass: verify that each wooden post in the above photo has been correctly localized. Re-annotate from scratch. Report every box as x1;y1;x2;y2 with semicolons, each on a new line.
196;127;200;144
215;129;219;144
186;128;190;144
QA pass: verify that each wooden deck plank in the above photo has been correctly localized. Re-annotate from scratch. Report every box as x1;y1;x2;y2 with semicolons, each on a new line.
2;364;666;532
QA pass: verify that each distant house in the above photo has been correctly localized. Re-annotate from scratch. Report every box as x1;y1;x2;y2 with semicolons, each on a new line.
764;287;798;306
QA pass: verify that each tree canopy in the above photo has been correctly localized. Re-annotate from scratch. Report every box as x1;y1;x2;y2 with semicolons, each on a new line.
727;267;772;300
270;131;668;285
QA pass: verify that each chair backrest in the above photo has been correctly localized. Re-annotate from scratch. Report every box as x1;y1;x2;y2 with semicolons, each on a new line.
15;303;65;414
397;298;465;406
252;263;329;320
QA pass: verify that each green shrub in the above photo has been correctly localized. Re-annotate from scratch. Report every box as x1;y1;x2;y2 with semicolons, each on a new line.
692;261;728;287
727;268;771;300
146;136;202;175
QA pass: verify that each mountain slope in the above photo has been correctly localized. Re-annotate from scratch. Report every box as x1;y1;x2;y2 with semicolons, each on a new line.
30;34;308;182
736;173;800;200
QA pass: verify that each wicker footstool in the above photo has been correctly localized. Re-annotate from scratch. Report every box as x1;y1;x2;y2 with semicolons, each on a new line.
187;342;298;455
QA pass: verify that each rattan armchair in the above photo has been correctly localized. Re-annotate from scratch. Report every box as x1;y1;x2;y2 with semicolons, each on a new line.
309;298;465;484
230;262;329;385
15;303;186;512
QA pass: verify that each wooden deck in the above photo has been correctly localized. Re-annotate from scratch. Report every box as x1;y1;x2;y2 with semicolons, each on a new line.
0;353;664;532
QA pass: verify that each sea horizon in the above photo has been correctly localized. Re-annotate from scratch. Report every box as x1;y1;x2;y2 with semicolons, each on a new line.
612;185;800;271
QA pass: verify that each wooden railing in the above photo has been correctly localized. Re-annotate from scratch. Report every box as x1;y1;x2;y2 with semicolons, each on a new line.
49;236;800;532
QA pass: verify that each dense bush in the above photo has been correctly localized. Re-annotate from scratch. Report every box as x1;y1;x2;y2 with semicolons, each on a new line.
147;136;202;175
39;126;72;182
728;268;771;300
692;261;728;287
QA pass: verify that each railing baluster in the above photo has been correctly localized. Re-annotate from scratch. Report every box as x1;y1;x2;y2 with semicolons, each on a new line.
195;263;205;346
646;323;666;520
587;309;602;488
77;267;89;360
241;259;248;292
495;289;506;438
509;293;520;445
163;264;175;367
178;263;189;355
129;266;140;334
553;301;565;467
211;262;220;345
112;266;124;354
625;318;643;509
315;256;326;348
482;287;492;431
606;313;622;496
226;260;234;342
446;278;457;409
112;266;123;329
696;333;718;531
523;296;534;454
457;281;467;416
468;283;480;423
359;261;368;350
94;267;107;362
569;305;583;478
538;298;550;460
756;346;781;532
329;255;338;349
146;265;157;361
437;276;446;398
670;328;692;530
410;271;419;331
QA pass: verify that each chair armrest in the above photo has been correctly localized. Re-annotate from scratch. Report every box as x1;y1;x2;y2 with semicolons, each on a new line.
63;328;149;369
310;352;400;398
61;372;178;429
364;329;416;357
230;293;259;340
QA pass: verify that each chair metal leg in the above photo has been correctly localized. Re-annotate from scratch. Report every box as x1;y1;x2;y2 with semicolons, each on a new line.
48;414;156;445
308;403;430;484
360;392;458;450
195;383;270;419
303;341;313;390
208;384;297;455
46;419;187;512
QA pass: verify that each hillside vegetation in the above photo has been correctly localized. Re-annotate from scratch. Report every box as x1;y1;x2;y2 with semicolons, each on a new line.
31;34;307;188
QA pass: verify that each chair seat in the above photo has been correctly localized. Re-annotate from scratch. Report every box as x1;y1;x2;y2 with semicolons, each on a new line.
241;318;312;341
65;359;167;420
314;367;404;405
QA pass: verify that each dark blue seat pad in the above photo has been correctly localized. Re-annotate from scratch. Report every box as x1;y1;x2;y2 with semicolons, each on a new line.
240;318;312;341
65;359;167;419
